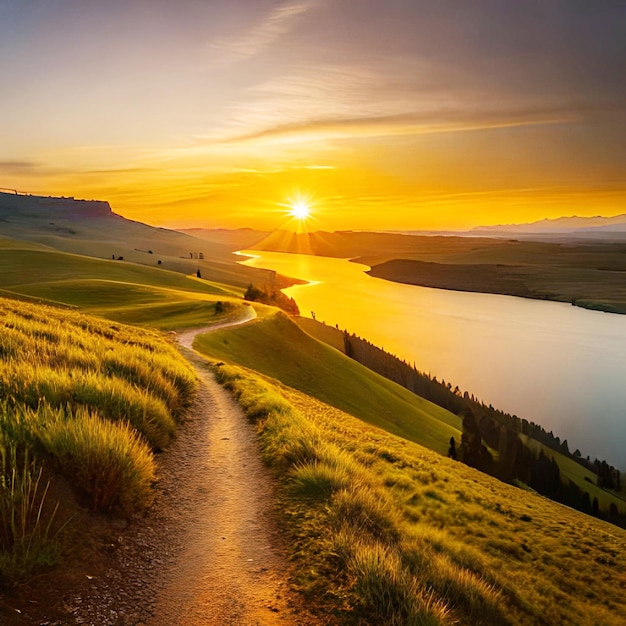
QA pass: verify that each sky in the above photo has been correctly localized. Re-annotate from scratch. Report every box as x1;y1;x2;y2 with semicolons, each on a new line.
0;0;625;231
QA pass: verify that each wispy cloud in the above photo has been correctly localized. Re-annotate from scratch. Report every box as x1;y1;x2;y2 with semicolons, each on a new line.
194;47;616;150
210;1;314;60
0;160;43;173
217;105;585;145
0;160;76;178
80;167;158;176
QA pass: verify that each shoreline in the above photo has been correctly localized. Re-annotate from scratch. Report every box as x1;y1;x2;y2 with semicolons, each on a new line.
365;258;626;316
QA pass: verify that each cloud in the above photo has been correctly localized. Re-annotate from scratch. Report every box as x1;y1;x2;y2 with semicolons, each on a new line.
0;160;75;179
210;1;314;60
80;167;158;176
216;104;592;145
0;160;43;173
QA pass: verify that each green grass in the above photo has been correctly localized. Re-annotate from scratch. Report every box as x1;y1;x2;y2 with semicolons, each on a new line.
94;297;244;330
0;296;198;583
211;360;626;625
0;248;232;294
194;311;461;455
0;245;251;330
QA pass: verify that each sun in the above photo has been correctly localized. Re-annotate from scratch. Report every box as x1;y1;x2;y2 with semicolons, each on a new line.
289;200;310;220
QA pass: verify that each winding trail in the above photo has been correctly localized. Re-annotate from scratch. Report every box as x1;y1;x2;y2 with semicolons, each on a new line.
176;304;257;350
63;306;321;625
149;306;304;625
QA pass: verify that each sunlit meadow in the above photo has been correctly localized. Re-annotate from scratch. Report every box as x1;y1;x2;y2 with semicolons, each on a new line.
0;296;197;582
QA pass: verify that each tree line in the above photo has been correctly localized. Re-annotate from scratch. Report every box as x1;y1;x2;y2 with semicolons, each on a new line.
342;330;624;526
244;283;299;315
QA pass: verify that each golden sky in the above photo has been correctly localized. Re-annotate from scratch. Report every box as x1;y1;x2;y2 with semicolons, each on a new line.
0;1;624;231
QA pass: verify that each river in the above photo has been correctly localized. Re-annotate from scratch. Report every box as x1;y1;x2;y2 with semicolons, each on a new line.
238;250;626;469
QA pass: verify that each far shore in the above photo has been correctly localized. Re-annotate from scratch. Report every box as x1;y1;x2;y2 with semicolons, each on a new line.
365;258;626;315
247;230;626;317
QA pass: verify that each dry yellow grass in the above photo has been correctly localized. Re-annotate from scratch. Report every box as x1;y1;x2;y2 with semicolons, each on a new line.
0;296;197;582
212;360;626;625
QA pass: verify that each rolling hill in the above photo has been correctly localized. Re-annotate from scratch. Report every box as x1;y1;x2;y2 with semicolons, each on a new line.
0;191;271;288
1;189;624;623
194;310;461;455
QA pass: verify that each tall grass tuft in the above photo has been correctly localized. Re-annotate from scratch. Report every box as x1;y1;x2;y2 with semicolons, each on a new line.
37;405;156;512
347;539;452;625
289;460;352;501
331;486;402;544
0;438;61;583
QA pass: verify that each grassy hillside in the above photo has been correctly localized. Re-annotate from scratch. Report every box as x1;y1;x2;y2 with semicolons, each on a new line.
212;360;626;625
0;246;233;295
0;296;197;583
0;244;252;330
0;191;271;289
194;311;461;455
299;317;626;518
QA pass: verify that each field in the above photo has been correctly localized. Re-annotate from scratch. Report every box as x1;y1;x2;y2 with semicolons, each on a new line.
0;243;249;330
211;360;626;625
1;203;625;622
0;296;197;583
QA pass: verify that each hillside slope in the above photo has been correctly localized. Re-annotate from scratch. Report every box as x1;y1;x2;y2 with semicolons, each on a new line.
210;360;626;625
0;242;252;329
0;296;197;587
0;191;269;288
194;311;461;455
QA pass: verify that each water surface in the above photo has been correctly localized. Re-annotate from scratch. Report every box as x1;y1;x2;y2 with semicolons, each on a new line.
240;250;626;469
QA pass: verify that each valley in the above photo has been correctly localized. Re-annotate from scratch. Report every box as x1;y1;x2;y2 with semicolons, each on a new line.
0;193;624;624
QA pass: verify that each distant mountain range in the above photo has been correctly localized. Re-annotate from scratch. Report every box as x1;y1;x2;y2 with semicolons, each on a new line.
472;214;626;236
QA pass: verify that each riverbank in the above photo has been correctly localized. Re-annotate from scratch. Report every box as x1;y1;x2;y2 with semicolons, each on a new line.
250;230;626;315
238;249;626;469
365;258;626;315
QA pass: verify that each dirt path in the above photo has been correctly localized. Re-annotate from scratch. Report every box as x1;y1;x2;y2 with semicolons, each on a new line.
146;353;302;625
44;309;321;625
176;304;257;350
